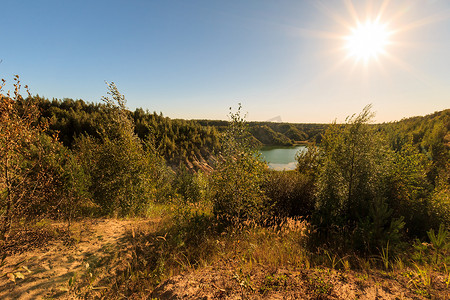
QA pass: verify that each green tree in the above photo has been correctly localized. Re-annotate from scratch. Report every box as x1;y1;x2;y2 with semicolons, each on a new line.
211;104;268;223
314;105;404;251
76;82;169;216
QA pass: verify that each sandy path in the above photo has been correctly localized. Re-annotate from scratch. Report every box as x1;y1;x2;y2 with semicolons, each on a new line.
0;219;143;300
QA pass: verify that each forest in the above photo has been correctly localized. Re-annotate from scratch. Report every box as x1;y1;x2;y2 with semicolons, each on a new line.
1;77;449;299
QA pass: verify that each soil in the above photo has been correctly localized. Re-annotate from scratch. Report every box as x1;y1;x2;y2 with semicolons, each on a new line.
1;219;448;299
151;263;449;300
0;219;152;300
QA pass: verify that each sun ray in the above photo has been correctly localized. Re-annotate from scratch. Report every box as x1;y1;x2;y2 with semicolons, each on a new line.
293;0;450;105
312;1;354;30
390;11;450;35
343;0;361;26
375;0;391;24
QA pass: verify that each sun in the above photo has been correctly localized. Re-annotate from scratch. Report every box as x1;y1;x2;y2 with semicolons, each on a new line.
345;20;390;62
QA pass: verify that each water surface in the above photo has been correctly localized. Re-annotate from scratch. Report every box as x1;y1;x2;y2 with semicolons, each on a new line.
259;145;306;171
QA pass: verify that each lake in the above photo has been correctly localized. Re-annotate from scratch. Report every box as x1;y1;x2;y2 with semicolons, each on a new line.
259;145;307;171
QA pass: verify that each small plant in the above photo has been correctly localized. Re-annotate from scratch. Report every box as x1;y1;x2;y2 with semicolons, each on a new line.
324;250;339;270
233;268;254;293
444;265;450;289
445;264;450;289
412;239;429;263
308;270;333;297
393;256;405;271
380;241;390;270
259;274;287;294
356;273;368;281
408;263;432;298
427;224;449;265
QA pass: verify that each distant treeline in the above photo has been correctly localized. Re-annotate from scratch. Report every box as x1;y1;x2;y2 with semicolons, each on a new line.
35;95;449;158
197;119;327;146
36;97;221;170
35;97;328;170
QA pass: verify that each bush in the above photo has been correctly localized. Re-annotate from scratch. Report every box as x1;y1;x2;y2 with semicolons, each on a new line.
75;83;170;216
0;76;89;238
312;105;405;252
262;171;315;219
211;104;268;223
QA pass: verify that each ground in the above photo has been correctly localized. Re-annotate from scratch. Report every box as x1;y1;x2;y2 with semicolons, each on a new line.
0;219;448;299
0;219;152;299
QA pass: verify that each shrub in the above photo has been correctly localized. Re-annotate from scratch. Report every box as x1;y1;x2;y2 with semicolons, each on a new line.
262;170;315;219
211;104;268;223
312;105;405;252
75;83;170;216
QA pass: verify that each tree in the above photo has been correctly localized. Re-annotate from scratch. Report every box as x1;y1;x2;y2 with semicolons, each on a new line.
76;82;169;216
211;104;268;223
313;105;404;251
0;77;51;238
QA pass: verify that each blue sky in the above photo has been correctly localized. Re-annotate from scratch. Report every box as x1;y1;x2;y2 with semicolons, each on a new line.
1;0;449;122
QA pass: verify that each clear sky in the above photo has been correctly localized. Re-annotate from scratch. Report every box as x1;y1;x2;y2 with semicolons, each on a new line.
1;0;449;123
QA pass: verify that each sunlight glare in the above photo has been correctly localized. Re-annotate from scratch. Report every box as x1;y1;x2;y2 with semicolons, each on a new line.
346;21;390;62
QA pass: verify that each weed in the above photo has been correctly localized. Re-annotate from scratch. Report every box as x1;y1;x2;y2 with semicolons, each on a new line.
356;273;368;281
444;264;450;289
308;271;333;297
259;274;287;295
414;263;432;287
233;268;254;295
393;256;405;271
408;263;433;298
380;241;390;270
427;224;449;265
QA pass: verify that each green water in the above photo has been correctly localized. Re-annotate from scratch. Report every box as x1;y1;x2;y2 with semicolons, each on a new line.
259;145;306;170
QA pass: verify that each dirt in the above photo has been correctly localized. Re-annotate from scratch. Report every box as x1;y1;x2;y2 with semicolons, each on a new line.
150;264;446;300
0;219;151;300
1;219;448;299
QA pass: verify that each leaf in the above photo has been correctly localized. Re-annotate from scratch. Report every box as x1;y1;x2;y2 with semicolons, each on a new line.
7;273;15;283
59;287;69;292
14;272;25;279
22;266;32;273
85;262;90;269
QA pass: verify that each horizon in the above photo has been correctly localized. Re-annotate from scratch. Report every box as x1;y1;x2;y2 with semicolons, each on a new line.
1;0;450;123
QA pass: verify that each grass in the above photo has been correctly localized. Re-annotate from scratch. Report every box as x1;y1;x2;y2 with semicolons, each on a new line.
94;201;448;299
11;201;445;299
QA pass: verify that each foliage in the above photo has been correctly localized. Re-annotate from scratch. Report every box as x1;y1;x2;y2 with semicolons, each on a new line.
313;105;404;252
386;142;433;236
262;170;315;219
381;109;449;183
427;224;449;264
0;77;63;238
430;163;450;226
249;124;292;146
173;165;211;204
37;97;222;170
211;104;268;223
75;82;170;216
296;143;322;180
28;134;90;221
